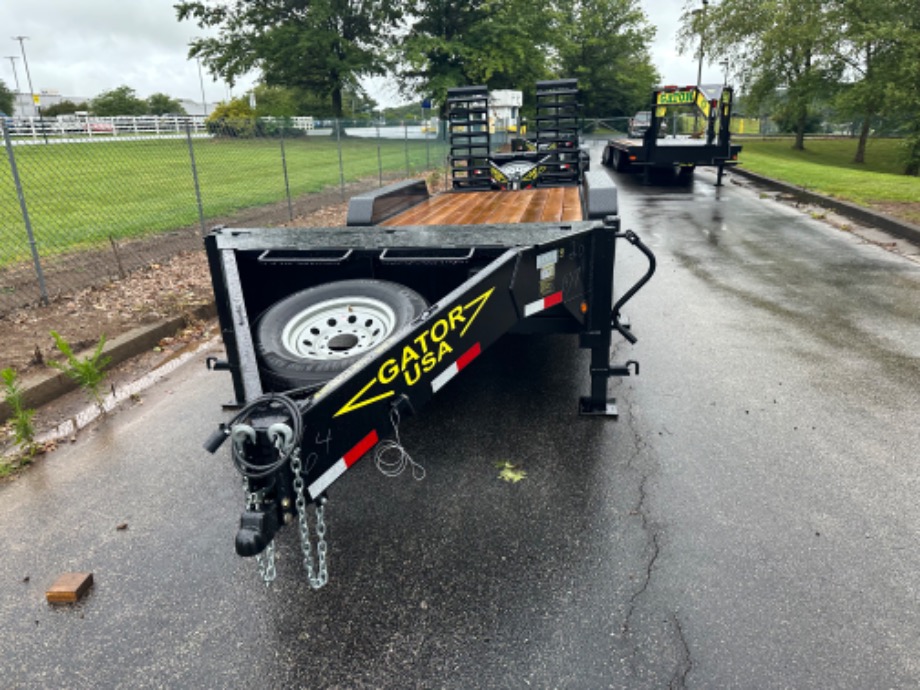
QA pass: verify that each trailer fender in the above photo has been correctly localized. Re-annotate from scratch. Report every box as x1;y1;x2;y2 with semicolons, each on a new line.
254;279;428;390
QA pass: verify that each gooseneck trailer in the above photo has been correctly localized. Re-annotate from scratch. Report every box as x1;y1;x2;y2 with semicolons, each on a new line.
602;85;742;185
203;80;656;586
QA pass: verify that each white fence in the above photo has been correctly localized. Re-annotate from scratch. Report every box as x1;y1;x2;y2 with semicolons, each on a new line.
3;115;317;140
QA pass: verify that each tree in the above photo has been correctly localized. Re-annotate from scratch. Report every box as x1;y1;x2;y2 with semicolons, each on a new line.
886;5;920;174
828;0;920;165
679;0;840;150
552;0;659;118
147;93;186;115
177;0;401;119
398;0;555;115
205;96;259;137
91;86;148;116
41;100;89;117
0;79;13;116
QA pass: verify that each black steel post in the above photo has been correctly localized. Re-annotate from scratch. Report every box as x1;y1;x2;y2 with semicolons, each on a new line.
279;132;294;221
579;217;618;415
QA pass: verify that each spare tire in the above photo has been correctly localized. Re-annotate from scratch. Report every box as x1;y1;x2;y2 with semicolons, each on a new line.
254;279;428;391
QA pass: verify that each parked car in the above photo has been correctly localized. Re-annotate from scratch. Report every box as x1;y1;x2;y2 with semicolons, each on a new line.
627;111;667;138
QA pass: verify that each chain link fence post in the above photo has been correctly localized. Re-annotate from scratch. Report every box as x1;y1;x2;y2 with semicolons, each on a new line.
404;120;410;177
376;122;383;187
279;124;294;222
335;118;345;200
2;118;49;305
185;121;207;235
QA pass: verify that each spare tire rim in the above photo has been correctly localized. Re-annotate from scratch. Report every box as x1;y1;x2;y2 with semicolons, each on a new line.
279;295;398;361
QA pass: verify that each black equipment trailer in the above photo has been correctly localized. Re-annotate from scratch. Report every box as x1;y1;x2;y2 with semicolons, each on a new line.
202;81;656;587
602;85;742;185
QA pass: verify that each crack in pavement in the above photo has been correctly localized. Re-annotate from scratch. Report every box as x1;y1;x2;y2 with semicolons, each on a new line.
670;613;693;690
617;386;693;687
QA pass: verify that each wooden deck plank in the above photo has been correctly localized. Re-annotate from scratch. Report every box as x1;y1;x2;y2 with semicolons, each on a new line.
462;191;511;224
487;190;533;224
383;187;584;226
561;186;583;221
542;187;565;221
520;190;549;223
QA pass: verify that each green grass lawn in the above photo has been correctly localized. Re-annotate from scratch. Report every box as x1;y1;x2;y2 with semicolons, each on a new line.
736;137;920;224
0;135;448;267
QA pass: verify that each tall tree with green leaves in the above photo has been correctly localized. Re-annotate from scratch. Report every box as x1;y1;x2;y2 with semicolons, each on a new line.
40;100;89;117
176;0;401;119
679;0;840;150
91;86;149;116
552;0;659;117
886;3;920;174
830;0;917;164
398;0;554;114
147;93;186;115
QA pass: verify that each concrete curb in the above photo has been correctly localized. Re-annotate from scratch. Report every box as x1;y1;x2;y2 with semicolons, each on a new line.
1;302;216;423
730;167;920;246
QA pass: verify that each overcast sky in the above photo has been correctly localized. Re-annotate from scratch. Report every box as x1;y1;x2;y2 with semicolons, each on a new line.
1;0;711;108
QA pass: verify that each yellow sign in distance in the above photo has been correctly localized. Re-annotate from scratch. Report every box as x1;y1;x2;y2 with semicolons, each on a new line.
656;90;694;106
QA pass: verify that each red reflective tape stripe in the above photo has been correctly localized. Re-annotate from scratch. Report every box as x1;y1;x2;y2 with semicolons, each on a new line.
545;291;563;308
456;343;482;371
344;429;379;467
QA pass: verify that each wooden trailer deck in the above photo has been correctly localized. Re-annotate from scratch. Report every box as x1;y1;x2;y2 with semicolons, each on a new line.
382;187;583;227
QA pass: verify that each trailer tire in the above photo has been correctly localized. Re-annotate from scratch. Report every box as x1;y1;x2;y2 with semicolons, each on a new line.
254;279;428;391
612;149;628;172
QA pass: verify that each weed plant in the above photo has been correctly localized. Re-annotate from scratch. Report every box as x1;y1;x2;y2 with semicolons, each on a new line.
49;331;111;411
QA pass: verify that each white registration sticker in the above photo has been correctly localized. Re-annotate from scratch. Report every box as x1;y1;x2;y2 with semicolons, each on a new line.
536;249;558;270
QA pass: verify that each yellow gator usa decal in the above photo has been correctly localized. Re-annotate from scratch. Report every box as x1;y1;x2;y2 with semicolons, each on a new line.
334;287;494;417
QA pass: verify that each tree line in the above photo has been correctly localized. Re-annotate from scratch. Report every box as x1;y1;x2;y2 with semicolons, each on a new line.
680;0;920;172
0;83;187;118
176;0;660;120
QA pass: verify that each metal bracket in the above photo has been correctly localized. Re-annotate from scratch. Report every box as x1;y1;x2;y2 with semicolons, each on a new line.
579;396;618;417
609;360;640;377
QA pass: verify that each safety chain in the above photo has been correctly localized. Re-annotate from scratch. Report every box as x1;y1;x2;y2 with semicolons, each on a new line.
243;478;277;585
291;448;329;589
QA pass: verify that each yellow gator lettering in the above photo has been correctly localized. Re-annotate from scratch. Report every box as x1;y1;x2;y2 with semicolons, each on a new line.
657;90;694;105
334;287;494;417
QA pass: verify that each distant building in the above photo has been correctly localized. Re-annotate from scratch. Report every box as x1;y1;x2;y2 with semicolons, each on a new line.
489;90;523;132
11;90;90;118
178;98;219;117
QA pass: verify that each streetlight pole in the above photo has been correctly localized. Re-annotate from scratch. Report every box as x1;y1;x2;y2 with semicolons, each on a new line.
4;55;20;93
12;35;47;142
692;0;709;134
720;59;729;87
196;57;208;116
12;36;37;116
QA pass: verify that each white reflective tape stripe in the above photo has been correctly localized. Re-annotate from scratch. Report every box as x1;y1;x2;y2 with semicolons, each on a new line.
524;299;544;316
308;458;347;500
431;362;459;393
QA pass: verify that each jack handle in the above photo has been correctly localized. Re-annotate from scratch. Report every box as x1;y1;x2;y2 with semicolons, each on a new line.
612;230;657;344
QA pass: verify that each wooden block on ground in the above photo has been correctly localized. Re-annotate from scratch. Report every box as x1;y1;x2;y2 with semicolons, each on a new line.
46;572;94;604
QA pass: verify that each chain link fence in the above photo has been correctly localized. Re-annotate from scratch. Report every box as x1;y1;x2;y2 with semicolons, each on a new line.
0;117;449;316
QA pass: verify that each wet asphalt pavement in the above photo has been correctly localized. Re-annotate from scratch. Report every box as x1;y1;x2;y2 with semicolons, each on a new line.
2;144;919;689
